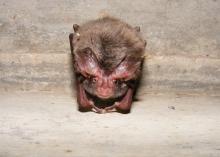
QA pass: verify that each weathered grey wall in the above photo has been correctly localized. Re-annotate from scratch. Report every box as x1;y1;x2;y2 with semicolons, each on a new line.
0;0;220;95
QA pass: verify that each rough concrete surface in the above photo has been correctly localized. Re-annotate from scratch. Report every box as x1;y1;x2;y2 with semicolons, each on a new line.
0;92;220;157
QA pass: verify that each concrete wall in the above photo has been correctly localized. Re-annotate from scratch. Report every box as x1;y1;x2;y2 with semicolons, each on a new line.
0;0;220;95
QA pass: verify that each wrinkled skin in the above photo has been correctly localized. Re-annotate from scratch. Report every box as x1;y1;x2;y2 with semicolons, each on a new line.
74;48;141;113
69;17;146;114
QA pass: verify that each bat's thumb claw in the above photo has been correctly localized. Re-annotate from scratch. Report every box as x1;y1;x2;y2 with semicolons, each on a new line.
100;109;107;114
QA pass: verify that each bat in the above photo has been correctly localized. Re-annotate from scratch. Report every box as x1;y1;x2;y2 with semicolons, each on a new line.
69;16;146;114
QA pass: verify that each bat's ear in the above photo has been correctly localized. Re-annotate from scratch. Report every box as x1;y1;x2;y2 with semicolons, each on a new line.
75;48;100;75
134;26;140;32
76;48;99;66
69;24;80;55
73;24;80;32
112;57;141;80
69;33;74;55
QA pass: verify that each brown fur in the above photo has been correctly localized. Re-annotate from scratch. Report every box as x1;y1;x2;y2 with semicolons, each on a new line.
72;16;146;71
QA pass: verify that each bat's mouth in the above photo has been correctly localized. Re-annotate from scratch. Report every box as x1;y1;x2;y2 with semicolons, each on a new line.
85;90;126;110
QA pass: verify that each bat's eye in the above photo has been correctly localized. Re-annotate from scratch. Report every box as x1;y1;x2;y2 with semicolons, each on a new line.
113;79;127;89
91;77;97;83
113;79;123;85
87;75;98;83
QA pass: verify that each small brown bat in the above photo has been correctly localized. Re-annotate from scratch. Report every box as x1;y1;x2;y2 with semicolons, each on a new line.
69;17;146;114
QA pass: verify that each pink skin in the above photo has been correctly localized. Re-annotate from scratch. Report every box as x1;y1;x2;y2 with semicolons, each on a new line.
76;70;134;113
104;88;133;113
77;81;103;113
75;49;140;113
77;79;134;113
76;80;92;111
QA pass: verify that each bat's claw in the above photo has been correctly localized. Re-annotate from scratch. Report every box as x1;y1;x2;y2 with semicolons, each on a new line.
104;102;119;113
91;103;107;114
91;104;117;114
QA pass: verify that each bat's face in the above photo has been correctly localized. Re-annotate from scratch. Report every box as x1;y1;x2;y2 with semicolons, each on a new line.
74;47;142;113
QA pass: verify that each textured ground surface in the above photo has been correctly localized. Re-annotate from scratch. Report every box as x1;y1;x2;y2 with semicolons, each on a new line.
0;92;220;157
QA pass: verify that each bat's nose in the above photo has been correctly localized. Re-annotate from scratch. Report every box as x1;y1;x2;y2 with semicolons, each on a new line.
96;77;114;99
96;87;113;99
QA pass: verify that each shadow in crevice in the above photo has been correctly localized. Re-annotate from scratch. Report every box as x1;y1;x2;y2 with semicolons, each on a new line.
68;33;78;105
133;57;148;102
